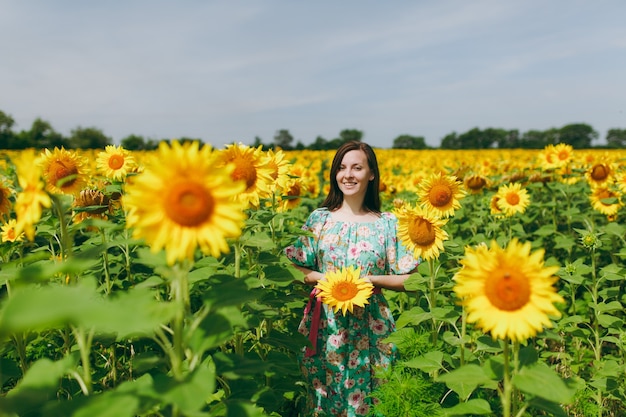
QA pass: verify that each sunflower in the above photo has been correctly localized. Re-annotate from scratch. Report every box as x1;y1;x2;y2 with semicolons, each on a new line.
0;176;14;221
13;149;52;240
553;143;574;165
123;140;247;265
39;147;89;195
490;195;504;217
453;239;564;342
538;144;572;171
417;172;466;218
395;203;448;261
265;148;292;194
96;145;137;181
216;143;274;208
1;219;24;243
72;188;111;223
589;186;622;217
495;183;530;217
316;265;374;315
278;177;304;212
585;162;614;188
463;174;489;194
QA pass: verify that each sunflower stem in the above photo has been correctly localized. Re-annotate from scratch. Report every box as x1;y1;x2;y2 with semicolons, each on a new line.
502;340;512;417
100;228;112;295
589;247;603;417
72;325;94;395
428;259;438;347
170;262;191;381
234;239;242;278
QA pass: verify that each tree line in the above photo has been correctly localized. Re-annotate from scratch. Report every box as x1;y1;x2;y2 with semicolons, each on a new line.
1;110;625;151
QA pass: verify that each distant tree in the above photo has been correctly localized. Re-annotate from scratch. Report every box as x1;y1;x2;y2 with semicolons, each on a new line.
22;118;68;149
326;138;345;149
252;136;269;150
0;110;16;149
273;129;294;150
493;129;521;148
69;126;111;149
121;134;148;150
392;134;427;149
606;128;626;148
309;136;328;150
519;130;548;148
557;123;598;148
440;132;460;149
294;140;306;150
337;129;363;144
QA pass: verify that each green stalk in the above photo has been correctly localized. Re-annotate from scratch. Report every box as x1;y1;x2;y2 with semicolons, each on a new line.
501;340;512;417
100;229;112;295
589;248;603;417
428;259;437;346
170;262;191;381
72;326;94;395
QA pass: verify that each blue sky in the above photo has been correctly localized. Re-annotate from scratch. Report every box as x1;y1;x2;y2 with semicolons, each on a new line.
2;1;625;148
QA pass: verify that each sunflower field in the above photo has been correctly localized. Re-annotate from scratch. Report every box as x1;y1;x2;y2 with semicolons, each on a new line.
0;142;625;417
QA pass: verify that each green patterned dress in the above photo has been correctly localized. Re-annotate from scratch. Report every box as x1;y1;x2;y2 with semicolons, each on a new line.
285;208;419;416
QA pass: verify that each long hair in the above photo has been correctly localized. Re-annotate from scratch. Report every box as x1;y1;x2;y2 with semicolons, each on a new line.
321;141;381;213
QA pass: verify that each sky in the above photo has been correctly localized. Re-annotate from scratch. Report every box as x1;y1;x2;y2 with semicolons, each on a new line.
2;1;626;149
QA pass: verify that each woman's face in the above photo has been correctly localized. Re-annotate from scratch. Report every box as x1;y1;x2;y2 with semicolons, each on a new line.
336;149;374;200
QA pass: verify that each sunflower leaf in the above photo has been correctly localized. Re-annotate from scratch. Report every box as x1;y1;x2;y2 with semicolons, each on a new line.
512;362;576;404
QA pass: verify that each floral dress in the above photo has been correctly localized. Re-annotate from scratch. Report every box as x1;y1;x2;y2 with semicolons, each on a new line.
284;208;419;416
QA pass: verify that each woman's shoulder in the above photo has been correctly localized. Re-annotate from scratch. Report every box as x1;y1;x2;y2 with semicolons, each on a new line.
307;207;331;223
380;211;398;221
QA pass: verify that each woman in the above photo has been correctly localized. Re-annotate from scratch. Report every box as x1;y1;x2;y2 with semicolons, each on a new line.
284;141;419;416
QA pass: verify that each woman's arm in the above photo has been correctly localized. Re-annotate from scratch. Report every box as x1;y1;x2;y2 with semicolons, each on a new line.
293;265;325;286
367;273;414;292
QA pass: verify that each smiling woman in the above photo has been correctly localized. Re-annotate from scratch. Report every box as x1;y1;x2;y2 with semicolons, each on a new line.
284;141;419;416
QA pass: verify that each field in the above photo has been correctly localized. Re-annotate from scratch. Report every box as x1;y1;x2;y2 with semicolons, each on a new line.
0;144;625;416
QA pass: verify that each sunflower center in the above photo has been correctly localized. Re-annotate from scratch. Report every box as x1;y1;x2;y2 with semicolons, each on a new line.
52;162;78;188
429;184;452;207
331;282;359;301
231;158;257;190
408;217;436;247
485;269;531;311
558;151;569;161
287;182;301;197
590;164;610;181
108;155;125;170
466;176;486;191
505;192;520;205
165;181;214;227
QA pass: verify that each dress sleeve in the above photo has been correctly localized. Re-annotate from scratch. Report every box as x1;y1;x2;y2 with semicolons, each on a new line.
283;208;328;271
384;212;420;274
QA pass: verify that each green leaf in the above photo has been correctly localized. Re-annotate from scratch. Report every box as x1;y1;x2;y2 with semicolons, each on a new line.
403;351;444;373
512;362;576;404
226;401;267;417
202;274;257;310
597;314;623;329
403;272;428;291
262;264;299;287
436;364;493;400
1;356;76;415
442;398;492;416
395;307;431;329
212;352;271;380
152;363;216;413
